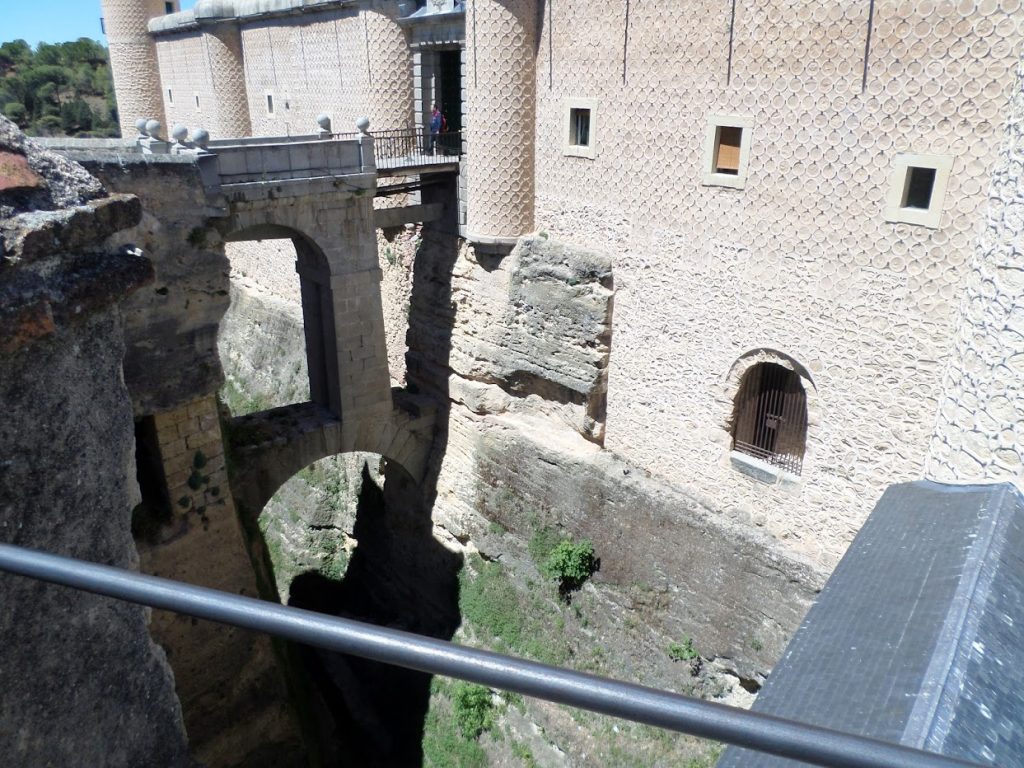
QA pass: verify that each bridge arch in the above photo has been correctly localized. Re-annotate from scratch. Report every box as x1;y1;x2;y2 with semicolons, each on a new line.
225;397;436;525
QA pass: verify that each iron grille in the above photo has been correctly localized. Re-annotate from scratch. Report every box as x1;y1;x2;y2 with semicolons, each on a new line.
732;363;807;476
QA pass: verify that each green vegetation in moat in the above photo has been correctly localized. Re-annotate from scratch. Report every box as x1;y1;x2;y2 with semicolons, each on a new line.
452;682;495;739
528;527;598;597
422;679;490;768
668;637;700;662
458;554;571;666
0;38;119;137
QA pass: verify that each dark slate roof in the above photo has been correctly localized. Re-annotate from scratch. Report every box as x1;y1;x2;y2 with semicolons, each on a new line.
718;480;1024;768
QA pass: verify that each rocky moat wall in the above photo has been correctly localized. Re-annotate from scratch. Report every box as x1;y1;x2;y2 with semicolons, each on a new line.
0;118;195;767
219;219;825;765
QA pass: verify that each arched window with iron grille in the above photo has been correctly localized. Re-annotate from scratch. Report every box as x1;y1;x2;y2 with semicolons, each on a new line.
731;362;808;476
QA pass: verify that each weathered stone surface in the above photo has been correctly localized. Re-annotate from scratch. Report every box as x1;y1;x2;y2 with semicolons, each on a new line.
67;152;232;415
0;150;42;192
413;235;613;443
0;312;196;768
0;115;194;767
0;115;103;219
433;404;823;681
1;194;142;264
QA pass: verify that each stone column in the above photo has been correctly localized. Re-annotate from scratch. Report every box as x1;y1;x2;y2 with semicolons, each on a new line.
465;0;537;247
925;53;1024;489
102;0;167;136
298;198;394;424
202;22;252;138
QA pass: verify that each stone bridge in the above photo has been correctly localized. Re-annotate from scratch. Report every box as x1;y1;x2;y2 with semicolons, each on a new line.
154;120;457;500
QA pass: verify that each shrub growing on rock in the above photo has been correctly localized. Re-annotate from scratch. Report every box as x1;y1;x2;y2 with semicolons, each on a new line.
545;538;597;595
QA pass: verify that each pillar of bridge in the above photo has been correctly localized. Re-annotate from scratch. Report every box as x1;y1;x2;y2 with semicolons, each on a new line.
924;52;1024;490
293;197;393;425
464;0;537;249
361;3;415;130
197;17;252;138
101;0;168;136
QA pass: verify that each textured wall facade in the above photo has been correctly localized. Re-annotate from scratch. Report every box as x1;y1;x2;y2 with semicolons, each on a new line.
102;0;168;135
205;24;253;137
154;31;217;138
156;25;251;140
464;0;536;240
533;1;1024;567
237;5;412;138
139;395;306;767
926;52;1024;489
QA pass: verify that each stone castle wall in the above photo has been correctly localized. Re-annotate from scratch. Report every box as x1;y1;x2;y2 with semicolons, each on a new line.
135;0;1024;567
155;23;251;138
926;51;1024;489
464;0;536;241
531;1;1024;567
151;3;413;140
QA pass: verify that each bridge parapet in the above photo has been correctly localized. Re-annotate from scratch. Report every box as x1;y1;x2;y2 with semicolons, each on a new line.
210;135;376;187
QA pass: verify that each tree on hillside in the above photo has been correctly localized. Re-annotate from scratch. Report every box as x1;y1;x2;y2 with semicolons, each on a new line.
0;37;119;138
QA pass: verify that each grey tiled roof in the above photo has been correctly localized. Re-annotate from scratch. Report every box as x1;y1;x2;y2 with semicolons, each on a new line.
718;480;1024;767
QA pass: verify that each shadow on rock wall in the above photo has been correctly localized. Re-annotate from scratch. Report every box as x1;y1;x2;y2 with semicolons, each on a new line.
288;463;462;767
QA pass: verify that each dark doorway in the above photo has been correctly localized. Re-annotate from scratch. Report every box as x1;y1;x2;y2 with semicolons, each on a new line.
437;49;462;134
731;362;808;476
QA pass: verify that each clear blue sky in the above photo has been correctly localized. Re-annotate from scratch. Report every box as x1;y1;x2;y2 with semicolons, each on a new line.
2;0;197;47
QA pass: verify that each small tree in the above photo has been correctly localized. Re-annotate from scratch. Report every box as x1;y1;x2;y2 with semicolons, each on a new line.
3;101;27;126
545;538;597;596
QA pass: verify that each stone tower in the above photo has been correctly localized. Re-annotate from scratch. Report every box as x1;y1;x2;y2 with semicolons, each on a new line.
925;52;1024;490
102;0;170;136
465;0;537;248
191;2;251;138
360;3;415;133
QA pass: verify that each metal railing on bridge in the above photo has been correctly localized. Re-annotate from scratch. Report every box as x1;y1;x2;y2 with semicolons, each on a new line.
0;542;985;768
335;127;462;171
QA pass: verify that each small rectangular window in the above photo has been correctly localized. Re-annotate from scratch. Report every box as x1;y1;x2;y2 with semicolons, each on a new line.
165;2;174;14
167;88;173;105
902;166;936;210
266;93;275;115
702;114;753;189
570;108;590;148
194;94;200;110
714;126;743;175
884;153;953;228
562;98;597;159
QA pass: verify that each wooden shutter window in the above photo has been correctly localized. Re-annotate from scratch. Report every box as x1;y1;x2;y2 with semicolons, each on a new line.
714;126;742;174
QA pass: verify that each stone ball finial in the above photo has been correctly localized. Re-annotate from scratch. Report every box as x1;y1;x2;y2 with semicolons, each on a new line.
135;118;148;136
356;116;371;135
171;124;189;143
317;113;332;132
145;119;162;139
192;128;210;149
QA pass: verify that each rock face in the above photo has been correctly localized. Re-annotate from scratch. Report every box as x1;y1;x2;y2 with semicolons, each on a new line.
0;115;195;767
66;151;232;415
446;236;613;443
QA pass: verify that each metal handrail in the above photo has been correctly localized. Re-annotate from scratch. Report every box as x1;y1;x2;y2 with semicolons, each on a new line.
334;128;462;166
0;543;983;768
